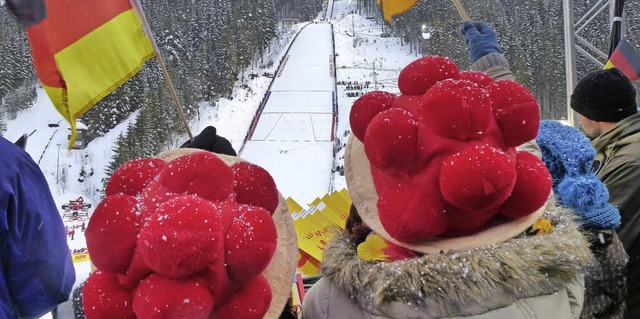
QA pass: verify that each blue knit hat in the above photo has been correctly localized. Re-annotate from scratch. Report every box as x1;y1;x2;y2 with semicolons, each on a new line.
536;120;621;229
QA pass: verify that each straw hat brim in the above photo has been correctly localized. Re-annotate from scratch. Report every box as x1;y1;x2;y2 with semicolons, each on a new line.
157;148;298;319
344;136;546;255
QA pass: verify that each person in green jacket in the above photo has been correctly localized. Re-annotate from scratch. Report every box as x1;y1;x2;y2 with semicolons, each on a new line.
570;67;640;319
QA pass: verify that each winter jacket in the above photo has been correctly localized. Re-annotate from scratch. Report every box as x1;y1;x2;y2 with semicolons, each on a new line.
470;52;514;81
0;137;75;318
581;230;627;319
302;203;591;319
589;112;640;318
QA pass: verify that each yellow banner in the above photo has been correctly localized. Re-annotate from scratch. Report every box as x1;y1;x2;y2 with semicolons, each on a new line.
289;189;352;263
72;253;90;263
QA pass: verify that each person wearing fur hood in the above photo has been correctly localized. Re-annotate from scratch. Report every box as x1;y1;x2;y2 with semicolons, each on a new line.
302;22;593;319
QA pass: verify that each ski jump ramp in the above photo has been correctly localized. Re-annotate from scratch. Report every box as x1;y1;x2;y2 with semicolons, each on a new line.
240;24;336;206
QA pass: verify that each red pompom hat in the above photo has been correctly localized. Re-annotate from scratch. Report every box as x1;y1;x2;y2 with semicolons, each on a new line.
346;55;552;253
84;149;297;319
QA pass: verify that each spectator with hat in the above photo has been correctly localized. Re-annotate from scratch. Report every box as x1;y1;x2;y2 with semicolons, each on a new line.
537;120;627;318
570;67;640;318
302;22;592;318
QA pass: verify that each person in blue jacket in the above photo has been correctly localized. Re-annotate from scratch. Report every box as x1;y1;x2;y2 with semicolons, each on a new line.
0;136;75;318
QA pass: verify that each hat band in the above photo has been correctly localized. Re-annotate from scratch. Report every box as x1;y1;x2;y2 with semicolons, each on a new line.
571;97;638;122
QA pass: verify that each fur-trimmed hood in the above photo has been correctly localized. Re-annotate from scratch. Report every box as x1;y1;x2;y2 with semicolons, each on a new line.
319;203;593;316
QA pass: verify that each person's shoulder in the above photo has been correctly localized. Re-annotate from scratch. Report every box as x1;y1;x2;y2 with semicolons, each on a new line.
609;146;640;167
0;137;43;186
0;137;29;170
0;136;29;156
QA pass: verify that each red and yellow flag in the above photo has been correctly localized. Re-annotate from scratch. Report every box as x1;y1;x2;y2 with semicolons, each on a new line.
605;38;640;81
378;0;419;23
23;0;154;148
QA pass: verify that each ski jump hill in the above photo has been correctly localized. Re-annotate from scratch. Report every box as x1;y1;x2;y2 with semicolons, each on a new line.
240;22;338;206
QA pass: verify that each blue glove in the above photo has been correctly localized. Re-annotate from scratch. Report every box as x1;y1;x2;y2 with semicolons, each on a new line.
460;21;501;63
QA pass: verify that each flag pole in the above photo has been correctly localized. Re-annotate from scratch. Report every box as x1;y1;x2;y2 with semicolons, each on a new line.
451;0;470;21
129;0;194;142
608;0;625;58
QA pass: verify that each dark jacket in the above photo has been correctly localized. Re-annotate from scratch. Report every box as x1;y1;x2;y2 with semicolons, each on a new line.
581;230;627;318
590;112;640;318
0;137;75;318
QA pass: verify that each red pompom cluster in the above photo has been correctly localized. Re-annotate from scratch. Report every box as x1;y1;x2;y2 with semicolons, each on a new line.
84;153;279;319
350;55;551;243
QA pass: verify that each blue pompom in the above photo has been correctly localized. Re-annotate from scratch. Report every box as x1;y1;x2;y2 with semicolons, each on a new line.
557;176;621;229
558;176;608;211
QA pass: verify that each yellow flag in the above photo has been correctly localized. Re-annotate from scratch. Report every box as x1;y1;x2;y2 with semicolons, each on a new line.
26;0;154;149
380;0;419;23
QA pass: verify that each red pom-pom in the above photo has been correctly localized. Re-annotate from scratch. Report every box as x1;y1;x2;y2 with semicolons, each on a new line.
105;158;165;196
138;181;179;221
392;94;425;120
201;256;237;307
86;195;139;274
225;205;277;284
440;146;517;212
138;195;223;278
349;91;397;141
232;162;279;215
378;183;448;242
117;246;152;290
442;204;498;236
397;56;459;95
459;71;494;88
212;275;272;319
489;80;540;147
133;274;214;319
364;108;422;173
157;151;234;201
422;79;493;140
82;271;135;319
500;151;552;218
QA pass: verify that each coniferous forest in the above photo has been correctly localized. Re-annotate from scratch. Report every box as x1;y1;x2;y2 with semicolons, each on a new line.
1;0;639;177
357;0;640;119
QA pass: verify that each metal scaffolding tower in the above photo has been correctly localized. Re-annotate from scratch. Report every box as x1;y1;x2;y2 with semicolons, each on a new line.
563;0;622;126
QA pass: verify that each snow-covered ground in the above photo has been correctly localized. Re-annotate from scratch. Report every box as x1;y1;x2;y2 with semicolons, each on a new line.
3;0;426;317
240;23;336;205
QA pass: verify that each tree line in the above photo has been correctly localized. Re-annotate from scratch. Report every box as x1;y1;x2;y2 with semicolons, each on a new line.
355;0;640;120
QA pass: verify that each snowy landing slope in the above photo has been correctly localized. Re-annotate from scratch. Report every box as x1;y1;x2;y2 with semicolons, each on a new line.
240;23;336;205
